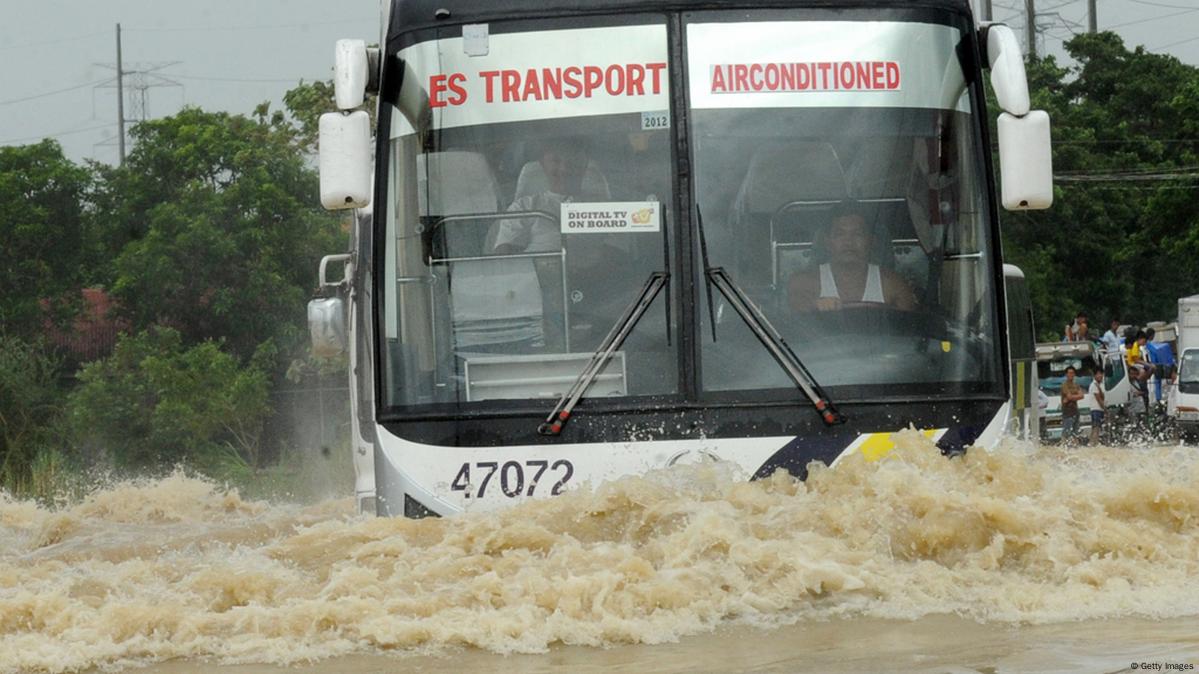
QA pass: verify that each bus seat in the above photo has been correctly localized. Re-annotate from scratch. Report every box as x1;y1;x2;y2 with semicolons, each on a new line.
417;151;544;353
513;159;611;202
730;142;848;286
417;151;500;256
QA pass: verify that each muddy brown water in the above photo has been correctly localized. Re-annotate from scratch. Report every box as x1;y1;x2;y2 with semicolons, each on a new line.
4;432;1199;673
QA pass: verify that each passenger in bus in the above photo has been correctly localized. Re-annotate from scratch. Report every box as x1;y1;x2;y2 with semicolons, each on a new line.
787;201;917;312
489;138;613;350
490;138;607;255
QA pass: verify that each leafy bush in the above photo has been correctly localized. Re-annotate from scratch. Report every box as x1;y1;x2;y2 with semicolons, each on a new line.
67;327;273;475
0;335;63;492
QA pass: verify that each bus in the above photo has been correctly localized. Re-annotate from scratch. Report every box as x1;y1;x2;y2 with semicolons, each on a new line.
311;0;1053;516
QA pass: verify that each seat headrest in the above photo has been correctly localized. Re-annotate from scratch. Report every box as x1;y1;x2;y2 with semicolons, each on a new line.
514;159;611;202
739;143;848;214
417;151;500;216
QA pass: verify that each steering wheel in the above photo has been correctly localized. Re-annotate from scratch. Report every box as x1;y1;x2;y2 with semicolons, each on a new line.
809;303;947;338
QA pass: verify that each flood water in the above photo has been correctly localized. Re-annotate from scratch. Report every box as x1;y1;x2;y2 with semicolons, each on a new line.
4;431;1199;673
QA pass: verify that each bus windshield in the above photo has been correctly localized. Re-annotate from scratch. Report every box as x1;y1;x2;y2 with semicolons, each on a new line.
378;8;1003;413
690;12;1001;398
381;19;677;409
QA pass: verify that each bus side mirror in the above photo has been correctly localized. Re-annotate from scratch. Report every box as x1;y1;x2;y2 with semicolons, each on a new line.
984;25;1029;116
997;111;1053;210
983;24;1052;211
308;254;353;358
319;111;372;210
309;296;347;358
334;39;368;109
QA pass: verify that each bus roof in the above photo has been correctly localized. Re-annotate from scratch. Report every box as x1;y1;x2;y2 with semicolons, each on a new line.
388;0;975;38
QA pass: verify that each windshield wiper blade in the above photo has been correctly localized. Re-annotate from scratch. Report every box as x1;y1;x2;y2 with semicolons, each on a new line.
705;267;846;427
538;271;669;436
695;206;842;425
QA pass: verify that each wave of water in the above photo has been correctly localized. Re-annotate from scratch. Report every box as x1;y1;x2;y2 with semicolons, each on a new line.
3;431;1199;673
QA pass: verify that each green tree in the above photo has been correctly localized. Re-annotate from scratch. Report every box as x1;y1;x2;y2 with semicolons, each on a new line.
998;33;1199;338
282;78;379;151
0;336;63;491
0;140;94;336
67;327;273;474
95;107;343;361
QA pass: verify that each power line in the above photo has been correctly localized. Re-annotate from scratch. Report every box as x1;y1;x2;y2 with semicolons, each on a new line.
1153;34;1199;49
1124;0;1199;10
1054;138;1198;144
1107;6;1199;28
0;79;113;106
1057;164;1199;175
0;30;108;52
0;123;111;146
167;73;303;84
1058;183;1199;189
122;18;376;33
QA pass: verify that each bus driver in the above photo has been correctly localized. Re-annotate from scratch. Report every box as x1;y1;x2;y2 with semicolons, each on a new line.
787;201;917;312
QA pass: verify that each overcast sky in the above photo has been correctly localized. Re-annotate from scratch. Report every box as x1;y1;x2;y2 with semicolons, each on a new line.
3;0;1197;165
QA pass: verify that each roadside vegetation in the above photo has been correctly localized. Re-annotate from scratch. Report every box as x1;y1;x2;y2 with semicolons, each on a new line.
999;33;1199;336
1;81;353;501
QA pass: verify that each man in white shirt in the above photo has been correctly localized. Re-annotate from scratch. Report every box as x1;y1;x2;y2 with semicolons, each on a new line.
1101;317;1121;355
788;202;917;312
1088;369;1106;445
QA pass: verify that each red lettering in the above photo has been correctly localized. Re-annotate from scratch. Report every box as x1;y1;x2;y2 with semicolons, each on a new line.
780;63;796;90
711;65;726;93
840;62;855;89
522;68;542;101
541;68;562;99
447;73;467;105
583;66;603;97
479;70;499;103
733;64;749;92
749;63;765;91
817;62;832;89
797;63;811;90
501;69;520;102
872;61;884;89
563;66;583;98
764;63;780;90
429;74;448;108
646;62;666;94
627;63;645;96
886;61;900;89
604;64;624;95
856;62;870;89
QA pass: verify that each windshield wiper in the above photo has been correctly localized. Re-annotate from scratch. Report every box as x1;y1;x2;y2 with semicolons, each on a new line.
697;208;845;427
538;271;669;436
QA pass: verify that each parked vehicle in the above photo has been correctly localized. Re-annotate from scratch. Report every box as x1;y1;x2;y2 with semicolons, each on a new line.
1036;341;1099;441
1169;295;1199;442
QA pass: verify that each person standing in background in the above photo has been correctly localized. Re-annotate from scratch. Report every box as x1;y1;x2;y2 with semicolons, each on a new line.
1101;317;1121;356
1144;327;1177;404
1063;312;1087;342
1060;365;1085;444
1089;369;1105;445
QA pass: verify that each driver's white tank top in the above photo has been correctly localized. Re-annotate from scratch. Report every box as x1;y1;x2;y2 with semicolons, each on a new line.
819;263;885;303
